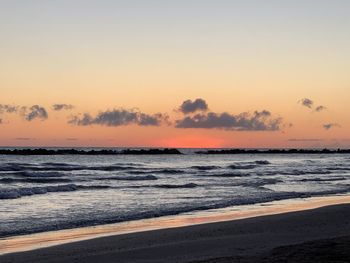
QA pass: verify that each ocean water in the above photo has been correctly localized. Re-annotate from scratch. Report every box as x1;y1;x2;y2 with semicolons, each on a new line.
1;150;350;238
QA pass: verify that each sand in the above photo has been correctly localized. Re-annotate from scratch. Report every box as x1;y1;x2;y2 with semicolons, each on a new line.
1;203;350;263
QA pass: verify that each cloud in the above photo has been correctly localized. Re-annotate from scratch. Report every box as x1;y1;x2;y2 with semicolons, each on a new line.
178;98;208;114
314;105;327;112
66;138;78;141
299;99;327;113
0;104;18;113
175;110;282;131
138;113;169;126
1;104;49;122
0;118;2;124
299;98;314;108
52;104;74;111
69;109;169;127
22;105;48;121
323;123;341;130
14;137;34;141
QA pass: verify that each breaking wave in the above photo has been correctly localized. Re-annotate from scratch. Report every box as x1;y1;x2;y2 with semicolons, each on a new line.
0;184;110;199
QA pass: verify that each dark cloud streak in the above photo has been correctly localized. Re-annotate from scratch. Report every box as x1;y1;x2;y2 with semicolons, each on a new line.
69;109;168;127
52;104;74;111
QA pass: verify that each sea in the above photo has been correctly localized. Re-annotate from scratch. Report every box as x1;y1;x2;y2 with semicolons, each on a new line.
1;148;350;238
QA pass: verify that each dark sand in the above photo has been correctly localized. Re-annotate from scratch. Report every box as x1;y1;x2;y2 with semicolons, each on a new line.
1;204;350;263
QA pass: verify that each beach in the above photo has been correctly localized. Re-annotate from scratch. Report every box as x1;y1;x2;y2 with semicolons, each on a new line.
1;202;350;263
2;0;350;261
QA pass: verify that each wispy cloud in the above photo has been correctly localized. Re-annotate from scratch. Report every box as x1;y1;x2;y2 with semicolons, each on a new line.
69;109;169;127
314;105;327;112
299;98;327;113
178;98;208;114
323;123;341;130
52;104;74;111
0;104;19;113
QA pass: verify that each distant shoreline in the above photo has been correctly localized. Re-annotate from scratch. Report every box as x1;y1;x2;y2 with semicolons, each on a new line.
0;148;350;155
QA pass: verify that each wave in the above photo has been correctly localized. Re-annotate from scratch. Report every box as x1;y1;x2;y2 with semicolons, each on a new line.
259;169;332;176
228;164;257;170
305;187;350;196
242;178;283;187
198;172;248;178
0;163;84;172
0;184;79;199
299;177;347;182
40;162;79;167
326;167;350;171
154;183;199;189
2;162;186;175
38;165;138;172
0;178;72;183
86;166;138;171
0;184;111;199
41;162;145;169
96;175;158;181
3;189;342;238
2;184;350;237
130;169;184;175
285;170;332;175
18;171;66;177
191;165;220;170
254;160;271;165
227;160;270;170
1;163;145;173
153;169;185;174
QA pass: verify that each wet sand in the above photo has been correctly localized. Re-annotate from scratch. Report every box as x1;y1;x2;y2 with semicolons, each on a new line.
194;236;350;263
1;202;350;263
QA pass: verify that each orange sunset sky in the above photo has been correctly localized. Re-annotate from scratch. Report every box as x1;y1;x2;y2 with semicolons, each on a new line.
0;1;349;148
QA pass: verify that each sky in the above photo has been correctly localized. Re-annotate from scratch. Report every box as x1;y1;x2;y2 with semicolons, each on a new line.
0;0;349;148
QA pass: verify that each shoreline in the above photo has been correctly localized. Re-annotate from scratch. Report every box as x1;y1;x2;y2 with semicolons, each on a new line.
1;199;350;262
1;194;350;257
